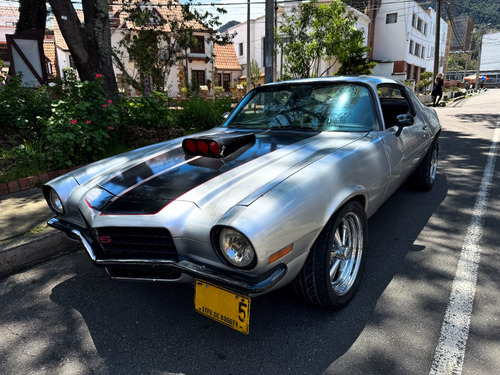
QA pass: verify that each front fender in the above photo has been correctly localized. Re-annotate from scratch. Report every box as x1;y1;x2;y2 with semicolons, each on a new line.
215;134;388;279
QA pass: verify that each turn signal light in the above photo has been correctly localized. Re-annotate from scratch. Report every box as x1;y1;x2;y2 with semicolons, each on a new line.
268;244;293;264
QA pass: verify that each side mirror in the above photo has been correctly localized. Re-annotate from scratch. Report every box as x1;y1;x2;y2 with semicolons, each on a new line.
222;112;230;120
395;114;414;136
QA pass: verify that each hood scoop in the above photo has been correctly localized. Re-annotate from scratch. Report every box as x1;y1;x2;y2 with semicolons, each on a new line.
182;132;256;158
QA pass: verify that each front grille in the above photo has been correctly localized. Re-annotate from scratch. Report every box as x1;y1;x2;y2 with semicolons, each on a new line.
95;227;177;260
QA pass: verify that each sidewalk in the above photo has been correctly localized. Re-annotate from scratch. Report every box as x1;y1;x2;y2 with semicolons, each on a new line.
0;188;79;278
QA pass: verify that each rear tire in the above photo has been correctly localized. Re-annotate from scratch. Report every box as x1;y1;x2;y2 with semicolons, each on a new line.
293;201;368;310
409;139;439;191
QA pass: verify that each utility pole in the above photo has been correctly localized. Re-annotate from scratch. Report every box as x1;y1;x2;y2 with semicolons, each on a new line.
433;0;441;89
246;0;251;93
273;0;278;81
475;35;482;90
264;0;274;83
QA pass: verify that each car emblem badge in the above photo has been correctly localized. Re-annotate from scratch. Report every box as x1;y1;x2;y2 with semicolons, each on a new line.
99;236;112;244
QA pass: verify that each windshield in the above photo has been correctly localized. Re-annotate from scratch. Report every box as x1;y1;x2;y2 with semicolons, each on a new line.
225;83;378;132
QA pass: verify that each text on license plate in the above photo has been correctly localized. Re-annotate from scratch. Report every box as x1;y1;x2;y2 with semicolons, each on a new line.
194;279;251;334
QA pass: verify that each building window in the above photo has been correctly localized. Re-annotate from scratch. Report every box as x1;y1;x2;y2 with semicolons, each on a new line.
415;43;421;57
191;36;205;54
221;73;231;91
386;13;397;24
191;70;206;87
421;46;425;59
424;23;428;35
417;18;423;32
239;43;243;56
412;13;417;28
409;40;414;54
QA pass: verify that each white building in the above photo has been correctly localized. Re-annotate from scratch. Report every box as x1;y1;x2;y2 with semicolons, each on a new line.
0;6;17;73
372;0;448;82
51;1;241;96
1;5;56;80
228;1;370;82
480;32;500;71
230;14;266;78
478;32;500;87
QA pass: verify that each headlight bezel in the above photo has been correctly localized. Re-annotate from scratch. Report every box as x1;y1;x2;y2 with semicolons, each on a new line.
211;226;257;270
48;188;64;215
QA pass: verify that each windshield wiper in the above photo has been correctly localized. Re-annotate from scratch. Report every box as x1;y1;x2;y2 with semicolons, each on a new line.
270;125;318;132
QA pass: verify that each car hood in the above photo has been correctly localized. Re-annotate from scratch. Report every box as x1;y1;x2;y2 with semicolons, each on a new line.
81;129;366;215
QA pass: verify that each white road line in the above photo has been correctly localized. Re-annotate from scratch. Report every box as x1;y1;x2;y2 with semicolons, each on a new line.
429;121;500;375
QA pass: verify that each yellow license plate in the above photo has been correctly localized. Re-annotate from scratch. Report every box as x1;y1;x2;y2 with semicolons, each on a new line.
194;279;251;334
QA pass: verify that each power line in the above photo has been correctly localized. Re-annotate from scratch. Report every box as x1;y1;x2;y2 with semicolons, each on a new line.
445;1;465;48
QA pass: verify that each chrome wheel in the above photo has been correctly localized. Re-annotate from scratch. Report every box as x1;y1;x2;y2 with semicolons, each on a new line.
293;200;368;309
408;139;439;191
330;212;364;296
429;143;438;184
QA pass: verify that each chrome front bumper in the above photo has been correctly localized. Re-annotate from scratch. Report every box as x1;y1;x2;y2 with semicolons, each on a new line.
48;218;287;295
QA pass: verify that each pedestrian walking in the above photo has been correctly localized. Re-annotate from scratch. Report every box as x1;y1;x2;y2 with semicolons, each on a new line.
431;73;444;107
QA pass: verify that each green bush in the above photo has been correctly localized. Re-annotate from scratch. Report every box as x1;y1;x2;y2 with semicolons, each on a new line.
1;67;234;181
120;91;176;129
0;73;52;145
177;97;232;132
41;69;120;168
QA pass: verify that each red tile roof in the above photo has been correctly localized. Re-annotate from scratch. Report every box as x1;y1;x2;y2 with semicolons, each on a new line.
0;5;18;20
43;39;58;77
110;0;209;32
53;9;85;51
214;43;242;71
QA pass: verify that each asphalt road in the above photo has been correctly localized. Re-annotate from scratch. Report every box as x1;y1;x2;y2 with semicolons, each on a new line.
1;90;499;375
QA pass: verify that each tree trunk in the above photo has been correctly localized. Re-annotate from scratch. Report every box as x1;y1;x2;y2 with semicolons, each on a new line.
16;0;47;34
48;0;118;99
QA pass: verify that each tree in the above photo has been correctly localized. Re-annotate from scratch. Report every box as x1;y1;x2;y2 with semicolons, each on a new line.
113;0;232;93
48;0;118;99
250;60;261;88
447;53;477;72
276;0;371;78
420;71;433;88
336;32;376;75
16;0;47;34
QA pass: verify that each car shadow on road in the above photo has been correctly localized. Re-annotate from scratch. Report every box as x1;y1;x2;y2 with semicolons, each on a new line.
46;174;448;375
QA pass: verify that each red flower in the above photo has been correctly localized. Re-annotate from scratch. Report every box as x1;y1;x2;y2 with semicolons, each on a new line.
96;74;102;78
86;120;92;124
69;119;78;124
108;99;113;104
108;126;115;131
102;104;108;108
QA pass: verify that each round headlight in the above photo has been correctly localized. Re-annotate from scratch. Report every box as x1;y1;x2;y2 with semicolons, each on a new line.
219;228;255;268
49;189;64;214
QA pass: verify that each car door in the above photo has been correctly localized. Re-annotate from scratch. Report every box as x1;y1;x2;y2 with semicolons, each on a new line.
374;84;431;199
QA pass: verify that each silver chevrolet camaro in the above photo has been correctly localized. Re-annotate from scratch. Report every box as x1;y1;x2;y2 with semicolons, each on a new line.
44;76;441;333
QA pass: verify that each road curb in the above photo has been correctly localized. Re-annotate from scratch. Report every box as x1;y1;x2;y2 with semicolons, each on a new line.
0;230;80;279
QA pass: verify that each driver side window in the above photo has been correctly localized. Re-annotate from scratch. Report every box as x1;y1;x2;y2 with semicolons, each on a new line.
377;85;415;129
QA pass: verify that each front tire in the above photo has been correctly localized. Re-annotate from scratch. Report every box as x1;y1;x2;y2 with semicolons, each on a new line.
293;201;368;309
409;139;439;191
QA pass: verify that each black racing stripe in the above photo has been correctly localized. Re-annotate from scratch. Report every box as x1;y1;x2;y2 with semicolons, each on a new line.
99;131;318;215
100;147;186;196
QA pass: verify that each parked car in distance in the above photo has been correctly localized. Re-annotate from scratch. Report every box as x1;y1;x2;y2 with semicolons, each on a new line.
44;76;441;334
